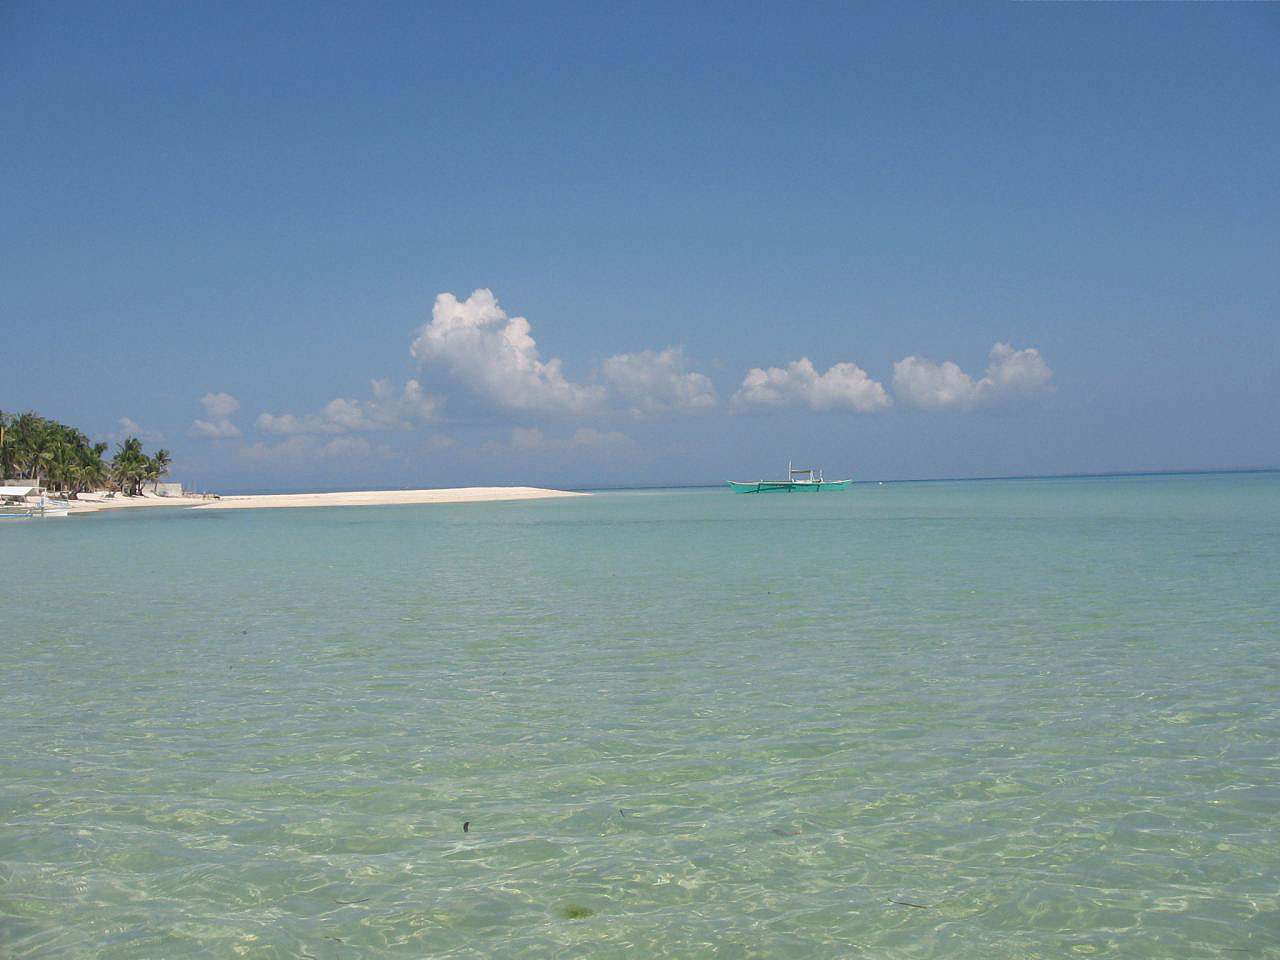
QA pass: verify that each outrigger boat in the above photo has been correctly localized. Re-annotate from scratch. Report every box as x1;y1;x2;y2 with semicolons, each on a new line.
727;462;853;493
0;486;71;518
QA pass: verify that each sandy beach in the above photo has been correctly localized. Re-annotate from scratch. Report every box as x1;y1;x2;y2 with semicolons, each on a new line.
55;487;586;514
192;486;587;510
63;491;225;514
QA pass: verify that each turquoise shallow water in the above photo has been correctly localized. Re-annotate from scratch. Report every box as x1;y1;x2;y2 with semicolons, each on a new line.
2;473;1278;958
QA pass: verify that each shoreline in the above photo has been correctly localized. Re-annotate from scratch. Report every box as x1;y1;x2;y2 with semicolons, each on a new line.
191;487;588;510
59;487;587;514
62;491;224;514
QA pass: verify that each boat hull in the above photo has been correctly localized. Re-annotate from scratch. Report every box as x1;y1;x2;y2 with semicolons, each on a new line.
727;479;852;493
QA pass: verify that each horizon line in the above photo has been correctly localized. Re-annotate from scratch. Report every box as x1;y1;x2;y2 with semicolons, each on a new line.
208;466;1278;497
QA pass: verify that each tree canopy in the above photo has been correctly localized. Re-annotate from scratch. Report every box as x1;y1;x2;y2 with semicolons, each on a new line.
0;410;170;498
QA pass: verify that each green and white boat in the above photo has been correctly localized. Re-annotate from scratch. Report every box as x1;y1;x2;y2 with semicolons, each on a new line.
727;462;852;493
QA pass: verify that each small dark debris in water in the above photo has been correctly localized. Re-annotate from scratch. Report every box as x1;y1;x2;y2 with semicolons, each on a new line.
462;820;470;832
889;899;930;909
562;905;594;919
333;897;369;905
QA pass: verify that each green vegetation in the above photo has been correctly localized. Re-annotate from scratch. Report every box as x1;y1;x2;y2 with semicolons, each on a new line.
0;410;170;499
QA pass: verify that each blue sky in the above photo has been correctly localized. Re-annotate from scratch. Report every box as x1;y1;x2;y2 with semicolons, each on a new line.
3;1;1277;489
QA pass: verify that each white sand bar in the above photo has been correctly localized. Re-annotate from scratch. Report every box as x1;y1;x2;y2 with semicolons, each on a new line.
191;487;588;510
67;491;226;514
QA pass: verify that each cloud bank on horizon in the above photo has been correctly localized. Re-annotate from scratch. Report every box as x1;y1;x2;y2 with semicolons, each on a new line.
184;289;1054;460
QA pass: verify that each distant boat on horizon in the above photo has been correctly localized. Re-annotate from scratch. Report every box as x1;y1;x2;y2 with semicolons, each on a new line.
727;462;853;493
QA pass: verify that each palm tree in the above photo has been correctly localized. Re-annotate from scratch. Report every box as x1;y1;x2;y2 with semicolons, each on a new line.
149;449;172;492
28;434;54;486
0;412;14;480
73;443;108;498
9;415;37;480
1;413;163;496
111;437;149;496
151;450;171;491
49;440;78;494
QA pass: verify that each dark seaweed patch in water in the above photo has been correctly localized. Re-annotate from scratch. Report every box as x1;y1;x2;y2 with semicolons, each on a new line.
561;905;594;919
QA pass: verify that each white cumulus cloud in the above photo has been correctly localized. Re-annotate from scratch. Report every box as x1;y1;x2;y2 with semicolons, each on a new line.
893;343;1053;410
189;392;242;438
200;392;239;419
411;289;716;417
255;412;313;436
110;417;165;443
412;289;604;414
972;343;1054;404
189;418;241;438
256;379;440;436
601;348;716;415
733;357;891;413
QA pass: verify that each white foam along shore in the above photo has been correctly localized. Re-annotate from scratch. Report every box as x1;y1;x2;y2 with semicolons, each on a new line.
58;487;587;514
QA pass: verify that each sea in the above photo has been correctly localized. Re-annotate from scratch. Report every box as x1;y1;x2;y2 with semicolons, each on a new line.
2;472;1277;959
